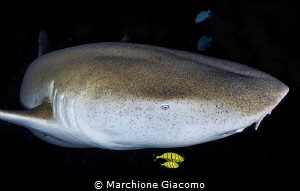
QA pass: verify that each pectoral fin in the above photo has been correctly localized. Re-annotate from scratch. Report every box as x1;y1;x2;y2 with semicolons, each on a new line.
0;102;53;130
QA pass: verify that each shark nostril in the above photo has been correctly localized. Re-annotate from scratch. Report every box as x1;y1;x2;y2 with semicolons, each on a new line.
223;128;246;136
223;131;234;136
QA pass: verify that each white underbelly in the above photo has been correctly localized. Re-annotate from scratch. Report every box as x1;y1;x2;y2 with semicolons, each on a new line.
73;98;259;150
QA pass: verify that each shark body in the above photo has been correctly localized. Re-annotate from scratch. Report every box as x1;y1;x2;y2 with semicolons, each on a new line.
0;42;289;150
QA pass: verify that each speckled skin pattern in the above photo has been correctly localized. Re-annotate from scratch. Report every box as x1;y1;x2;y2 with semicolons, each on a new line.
2;43;289;149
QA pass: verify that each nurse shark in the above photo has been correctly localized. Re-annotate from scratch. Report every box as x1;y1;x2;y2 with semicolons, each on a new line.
0;41;288;150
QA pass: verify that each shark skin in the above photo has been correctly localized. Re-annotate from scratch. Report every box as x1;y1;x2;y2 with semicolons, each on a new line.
0;42;289;150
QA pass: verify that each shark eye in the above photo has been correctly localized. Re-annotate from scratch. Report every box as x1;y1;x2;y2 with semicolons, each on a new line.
161;104;169;110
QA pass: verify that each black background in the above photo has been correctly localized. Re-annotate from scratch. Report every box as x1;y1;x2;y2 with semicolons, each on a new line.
0;0;298;190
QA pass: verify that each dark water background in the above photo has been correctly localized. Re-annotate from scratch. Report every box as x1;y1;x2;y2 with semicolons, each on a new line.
0;0;298;190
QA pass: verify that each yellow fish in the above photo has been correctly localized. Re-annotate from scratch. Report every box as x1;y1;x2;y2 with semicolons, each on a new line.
161;161;179;168
154;152;184;163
